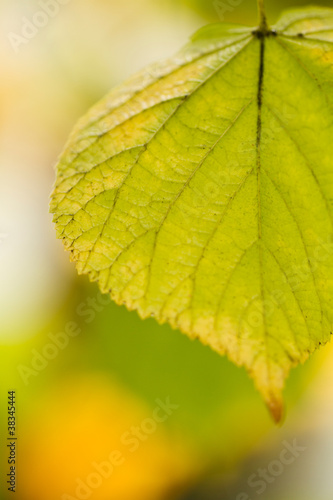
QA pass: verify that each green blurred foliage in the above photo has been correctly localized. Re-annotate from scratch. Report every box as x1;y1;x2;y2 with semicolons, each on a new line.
177;0;333;24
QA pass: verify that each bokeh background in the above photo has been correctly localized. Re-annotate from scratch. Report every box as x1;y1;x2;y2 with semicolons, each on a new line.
1;0;333;499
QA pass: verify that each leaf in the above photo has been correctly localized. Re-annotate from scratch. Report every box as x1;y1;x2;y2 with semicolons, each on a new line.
50;7;333;422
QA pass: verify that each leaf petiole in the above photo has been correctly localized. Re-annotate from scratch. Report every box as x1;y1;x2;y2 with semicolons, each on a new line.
257;0;269;33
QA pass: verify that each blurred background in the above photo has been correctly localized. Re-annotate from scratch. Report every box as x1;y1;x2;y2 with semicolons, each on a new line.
1;0;333;499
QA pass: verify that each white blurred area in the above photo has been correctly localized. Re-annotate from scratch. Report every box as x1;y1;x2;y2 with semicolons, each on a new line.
257;344;333;500
0;0;203;343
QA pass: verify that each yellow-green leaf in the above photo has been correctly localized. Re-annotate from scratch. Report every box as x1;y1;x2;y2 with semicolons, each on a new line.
50;7;333;422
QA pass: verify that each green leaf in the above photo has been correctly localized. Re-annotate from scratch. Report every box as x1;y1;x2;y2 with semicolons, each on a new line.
50;7;333;422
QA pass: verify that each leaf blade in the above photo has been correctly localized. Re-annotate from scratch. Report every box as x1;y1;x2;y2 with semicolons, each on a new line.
51;9;333;421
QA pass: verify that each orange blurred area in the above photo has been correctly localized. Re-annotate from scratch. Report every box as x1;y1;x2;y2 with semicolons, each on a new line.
19;375;197;500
